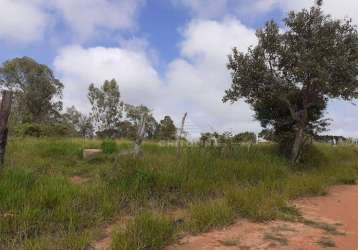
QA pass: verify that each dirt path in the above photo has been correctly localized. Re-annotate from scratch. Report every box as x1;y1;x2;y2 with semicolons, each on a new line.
168;184;358;250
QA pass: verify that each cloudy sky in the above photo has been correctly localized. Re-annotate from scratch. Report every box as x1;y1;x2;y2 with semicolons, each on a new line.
1;0;357;137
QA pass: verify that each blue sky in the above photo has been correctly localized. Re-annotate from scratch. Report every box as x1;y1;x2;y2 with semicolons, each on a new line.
1;0;357;137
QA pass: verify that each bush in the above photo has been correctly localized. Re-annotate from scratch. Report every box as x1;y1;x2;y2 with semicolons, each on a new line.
101;139;118;154
111;212;174;250
14;123;76;137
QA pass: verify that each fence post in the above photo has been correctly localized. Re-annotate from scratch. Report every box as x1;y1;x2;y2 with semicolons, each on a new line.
176;112;187;158
0;90;12;167
133;113;147;158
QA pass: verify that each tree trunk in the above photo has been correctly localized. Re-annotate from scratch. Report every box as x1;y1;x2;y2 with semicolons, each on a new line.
291;126;305;164
0;91;13;167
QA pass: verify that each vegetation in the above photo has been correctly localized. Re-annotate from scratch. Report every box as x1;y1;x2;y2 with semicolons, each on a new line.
111;212;174;250
0;138;357;249
200;131;257;146
0;57;64;124
0;2;357;250
88;79;124;135
224;3;358;163
158;116;177;140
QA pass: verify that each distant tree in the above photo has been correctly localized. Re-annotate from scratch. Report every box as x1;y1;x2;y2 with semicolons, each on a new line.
63;106;93;137
199;132;211;146
217;131;233;144
63;106;81;130
158;115;177;140
118;120;137;139
233;132;256;143
125;104;158;139
224;3;358;163
258;129;274;141
0;57;64;123
88;79;123;136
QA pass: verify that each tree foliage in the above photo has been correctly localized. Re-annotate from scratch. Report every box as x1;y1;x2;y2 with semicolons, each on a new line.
88;79;123;135
125;104;158;139
0;57;64;123
224;5;358;162
158;115;177;140
63;106;93;137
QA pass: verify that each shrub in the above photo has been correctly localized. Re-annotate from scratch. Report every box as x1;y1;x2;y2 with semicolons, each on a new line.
111;212;174;250
101;139;118;154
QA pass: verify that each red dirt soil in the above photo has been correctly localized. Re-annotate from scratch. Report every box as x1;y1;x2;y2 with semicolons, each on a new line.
168;184;358;250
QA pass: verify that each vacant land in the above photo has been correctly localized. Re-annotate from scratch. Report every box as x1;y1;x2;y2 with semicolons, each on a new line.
1;138;358;250
169;184;358;249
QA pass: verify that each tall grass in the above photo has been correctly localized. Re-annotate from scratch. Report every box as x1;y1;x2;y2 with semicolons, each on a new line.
0;138;357;249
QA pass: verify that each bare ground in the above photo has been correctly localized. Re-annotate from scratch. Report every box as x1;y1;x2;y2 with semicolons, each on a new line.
168;184;358;250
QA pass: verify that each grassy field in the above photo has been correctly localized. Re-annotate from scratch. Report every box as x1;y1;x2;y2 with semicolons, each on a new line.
1;138;358;250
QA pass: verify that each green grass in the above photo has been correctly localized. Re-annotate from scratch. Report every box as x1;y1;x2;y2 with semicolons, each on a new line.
188;200;235;233
111;212;174;250
0;138;358;249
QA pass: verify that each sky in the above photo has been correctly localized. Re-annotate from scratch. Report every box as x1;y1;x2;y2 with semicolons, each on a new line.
1;0;358;138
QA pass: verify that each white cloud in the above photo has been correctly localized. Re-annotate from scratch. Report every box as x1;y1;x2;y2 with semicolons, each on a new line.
54;45;162;112
0;0;49;43
0;0;144;44
54;18;260;136
52;1;358;137
251;0;358;25
47;0;144;40
277;0;358;24
163;18;260;135
326;101;358;138
175;0;358;25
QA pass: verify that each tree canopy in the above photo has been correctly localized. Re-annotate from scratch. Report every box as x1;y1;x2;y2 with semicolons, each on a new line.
88;79;123;134
158;115;177;140
224;4;358;162
0;57;64;123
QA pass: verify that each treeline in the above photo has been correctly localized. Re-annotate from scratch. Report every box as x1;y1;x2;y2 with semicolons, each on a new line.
200;131;256;145
0;57;177;140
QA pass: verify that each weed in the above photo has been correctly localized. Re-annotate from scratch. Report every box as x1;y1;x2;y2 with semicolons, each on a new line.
317;236;336;248
301;219;345;235
264;232;289;245
188;200;235;233
111;212;175;250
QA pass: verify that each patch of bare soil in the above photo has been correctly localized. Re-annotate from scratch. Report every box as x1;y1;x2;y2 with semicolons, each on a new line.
168;184;358;250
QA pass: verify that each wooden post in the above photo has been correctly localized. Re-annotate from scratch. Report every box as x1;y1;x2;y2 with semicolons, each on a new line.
0;91;12;167
176;112;187;158
133;113;147;157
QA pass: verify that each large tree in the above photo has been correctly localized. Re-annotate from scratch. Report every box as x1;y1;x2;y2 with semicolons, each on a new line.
0;57;64;123
88;79;123;134
224;3;358;163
